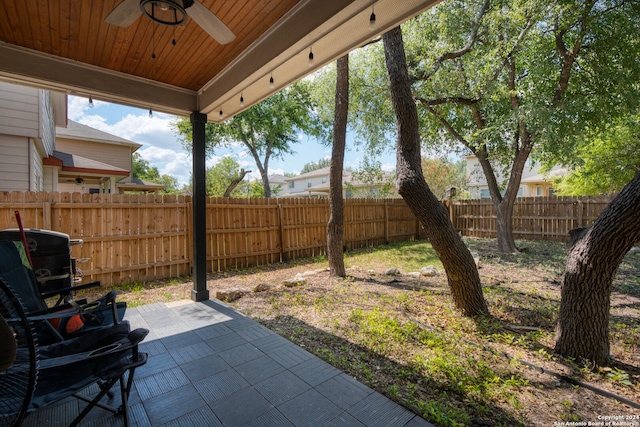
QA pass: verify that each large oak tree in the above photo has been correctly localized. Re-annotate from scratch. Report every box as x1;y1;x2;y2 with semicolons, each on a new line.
339;0;640;252
383;26;488;317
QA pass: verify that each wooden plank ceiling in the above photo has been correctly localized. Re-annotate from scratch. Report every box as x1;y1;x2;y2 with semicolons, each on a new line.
0;0;440;120
0;0;297;91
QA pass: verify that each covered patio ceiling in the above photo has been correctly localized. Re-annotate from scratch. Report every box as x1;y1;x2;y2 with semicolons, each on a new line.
0;0;439;122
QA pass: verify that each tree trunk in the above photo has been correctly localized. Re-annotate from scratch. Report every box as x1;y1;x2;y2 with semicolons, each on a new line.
495;201;518;253
383;26;488;317
243;138;272;198
555;171;640;365
327;55;348;277
223;169;251;198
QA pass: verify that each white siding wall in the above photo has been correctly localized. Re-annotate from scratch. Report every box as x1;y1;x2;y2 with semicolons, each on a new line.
0;82;39;138
39;91;56;156
30;139;44;191
42;166;58;191
0;134;30;190
288;174;329;195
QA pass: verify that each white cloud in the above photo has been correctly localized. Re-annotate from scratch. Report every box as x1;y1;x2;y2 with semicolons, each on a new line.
381;162;395;172
269;168;285;176
137;147;191;186
68;96;107;121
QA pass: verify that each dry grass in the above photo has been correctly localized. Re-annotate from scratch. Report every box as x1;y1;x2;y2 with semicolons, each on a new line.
79;237;640;426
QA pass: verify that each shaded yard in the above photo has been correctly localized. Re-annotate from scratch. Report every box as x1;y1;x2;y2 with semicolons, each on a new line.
82;237;640;426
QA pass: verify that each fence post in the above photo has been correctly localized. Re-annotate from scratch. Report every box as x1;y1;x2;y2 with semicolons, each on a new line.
278;203;286;262
384;202;389;244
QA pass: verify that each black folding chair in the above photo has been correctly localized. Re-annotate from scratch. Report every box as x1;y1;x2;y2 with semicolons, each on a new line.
0;278;148;427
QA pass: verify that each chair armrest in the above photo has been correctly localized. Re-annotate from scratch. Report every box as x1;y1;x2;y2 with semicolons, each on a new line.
40;281;101;300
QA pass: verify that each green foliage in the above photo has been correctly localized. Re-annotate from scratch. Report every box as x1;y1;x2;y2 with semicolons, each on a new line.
421;156;467;199
205;156;250;197
131;152;180;194
308;45;394;155
315;0;640;250
401;0;640;158
299;158;331;174
599;367;633;386
546;116;640;195
173;82;326;196
347;157;395;198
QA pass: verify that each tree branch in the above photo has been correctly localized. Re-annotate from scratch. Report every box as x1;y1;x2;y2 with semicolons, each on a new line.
552;0;596;105
223;169;251;197
423;104;474;152
412;0;490;82
415;96;479;106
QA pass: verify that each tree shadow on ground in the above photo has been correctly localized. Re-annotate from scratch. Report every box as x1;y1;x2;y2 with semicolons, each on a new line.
259;314;526;427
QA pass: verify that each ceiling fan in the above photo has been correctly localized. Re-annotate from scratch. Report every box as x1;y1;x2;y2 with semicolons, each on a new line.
105;0;236;45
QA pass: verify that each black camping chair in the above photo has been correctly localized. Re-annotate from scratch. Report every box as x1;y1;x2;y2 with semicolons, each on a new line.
0;278;148;427
0;240;126;345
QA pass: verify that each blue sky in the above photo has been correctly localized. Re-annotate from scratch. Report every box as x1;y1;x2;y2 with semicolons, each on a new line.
68;96;396;186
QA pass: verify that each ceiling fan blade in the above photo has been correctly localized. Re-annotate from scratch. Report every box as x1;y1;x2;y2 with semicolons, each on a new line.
188;1;236;45
105;0;143;27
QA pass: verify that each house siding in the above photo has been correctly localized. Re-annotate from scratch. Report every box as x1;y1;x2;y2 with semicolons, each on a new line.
55;138;134;182
0;134;30;190
42;165;58;191
30;139;44;191
466;156;561;198
39;91;56;156
0;82;39;138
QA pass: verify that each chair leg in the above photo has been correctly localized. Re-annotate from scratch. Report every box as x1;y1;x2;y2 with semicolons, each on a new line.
119;372;131;427
98;379;115;399
69;376;120;427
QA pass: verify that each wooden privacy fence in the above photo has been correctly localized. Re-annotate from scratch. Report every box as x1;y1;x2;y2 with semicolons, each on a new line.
450;195;615;242
0;192;422;286
0;192;616;286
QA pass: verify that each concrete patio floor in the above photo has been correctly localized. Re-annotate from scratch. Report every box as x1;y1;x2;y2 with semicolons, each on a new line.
22;299;434;427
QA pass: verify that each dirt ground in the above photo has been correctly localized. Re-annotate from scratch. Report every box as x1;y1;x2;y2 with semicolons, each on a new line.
97;237;640;426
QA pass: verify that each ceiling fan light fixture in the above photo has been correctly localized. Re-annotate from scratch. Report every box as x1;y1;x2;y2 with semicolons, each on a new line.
240;93;245;107
140;0;189;27
269;74;274;89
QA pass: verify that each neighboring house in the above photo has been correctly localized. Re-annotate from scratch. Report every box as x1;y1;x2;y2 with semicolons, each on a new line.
268;174;288;197
0;81;66;192
282;167;398;198
0;81;162;194
466;155;565;199
52;120;160;194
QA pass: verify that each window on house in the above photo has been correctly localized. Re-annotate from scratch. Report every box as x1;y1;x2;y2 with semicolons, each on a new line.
548;188;555;196
288;181;294;189
307;179;312;188
517;187;524;197
480;189;490;199
346;189;352;198
536;186;543;196
321;176;327;184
